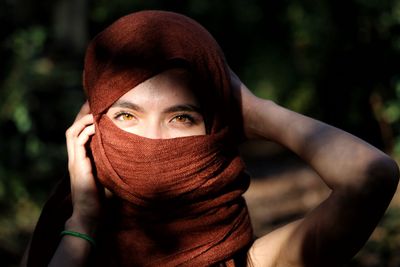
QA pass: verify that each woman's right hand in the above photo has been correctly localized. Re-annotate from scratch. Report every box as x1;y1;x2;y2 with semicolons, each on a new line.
65;101;103;234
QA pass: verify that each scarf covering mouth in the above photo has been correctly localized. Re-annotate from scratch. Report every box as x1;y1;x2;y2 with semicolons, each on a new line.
90;116;252;266
26;10;253;267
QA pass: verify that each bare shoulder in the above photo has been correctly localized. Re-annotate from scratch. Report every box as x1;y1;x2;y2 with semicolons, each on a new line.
247;220;303;267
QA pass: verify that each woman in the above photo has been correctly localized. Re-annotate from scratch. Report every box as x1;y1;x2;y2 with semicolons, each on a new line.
23;10;399;267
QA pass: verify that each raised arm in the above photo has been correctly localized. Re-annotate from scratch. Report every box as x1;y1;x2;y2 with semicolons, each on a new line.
48;102;104;267
232;72;400;267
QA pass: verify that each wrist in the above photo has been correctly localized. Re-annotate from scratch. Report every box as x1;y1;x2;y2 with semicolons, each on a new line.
244;98;277;140
65;214;98;237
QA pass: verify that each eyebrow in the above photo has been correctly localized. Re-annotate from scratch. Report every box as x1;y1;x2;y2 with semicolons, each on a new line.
163;104;202;114
110;100;201;114
110;100;145;113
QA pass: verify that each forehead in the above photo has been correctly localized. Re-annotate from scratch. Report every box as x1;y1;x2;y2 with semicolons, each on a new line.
117;68;199;104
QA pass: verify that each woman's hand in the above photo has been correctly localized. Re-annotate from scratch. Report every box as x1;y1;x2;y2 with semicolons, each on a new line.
49;102;105;267
229;68;271;140
65;101;103;234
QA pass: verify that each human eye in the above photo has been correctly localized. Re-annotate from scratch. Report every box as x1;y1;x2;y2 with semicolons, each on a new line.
170;113;202;126
172;114;193;123
113;111;136;121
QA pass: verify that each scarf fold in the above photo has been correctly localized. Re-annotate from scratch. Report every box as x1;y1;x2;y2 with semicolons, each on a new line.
89;115;252;265
26;10;253;267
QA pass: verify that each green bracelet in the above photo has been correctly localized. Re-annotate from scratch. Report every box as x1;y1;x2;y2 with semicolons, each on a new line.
60;230;96;247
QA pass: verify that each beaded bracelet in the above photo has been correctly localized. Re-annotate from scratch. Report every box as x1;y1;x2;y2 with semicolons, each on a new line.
60;230;96;247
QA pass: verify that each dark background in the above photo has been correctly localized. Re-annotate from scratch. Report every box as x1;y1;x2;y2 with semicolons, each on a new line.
1;0;400;266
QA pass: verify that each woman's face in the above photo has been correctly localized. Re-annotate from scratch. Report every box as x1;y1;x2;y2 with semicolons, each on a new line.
106;69;206;139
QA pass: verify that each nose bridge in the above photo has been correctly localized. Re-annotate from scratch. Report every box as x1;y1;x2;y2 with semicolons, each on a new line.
144;116;163;139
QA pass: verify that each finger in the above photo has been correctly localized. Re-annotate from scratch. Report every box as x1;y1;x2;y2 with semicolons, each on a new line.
76;124;96;147
66;114;93;150
66;114;93;165
67;114;94;139
74;124;96;161
68;124;95;178
66;130;75;166
74;101;91;122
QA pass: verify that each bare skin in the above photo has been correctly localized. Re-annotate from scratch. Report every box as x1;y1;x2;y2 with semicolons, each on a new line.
105;69;205;139
44;69;399;267
47;69;206;267
230;71;399;266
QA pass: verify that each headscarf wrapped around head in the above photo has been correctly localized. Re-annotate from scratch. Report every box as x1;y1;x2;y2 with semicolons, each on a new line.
83;10;241;134
26;10;252;267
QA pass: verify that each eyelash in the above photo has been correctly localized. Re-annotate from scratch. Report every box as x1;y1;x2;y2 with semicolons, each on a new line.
170;114;196;124
112;111;200;125
113;111;135;121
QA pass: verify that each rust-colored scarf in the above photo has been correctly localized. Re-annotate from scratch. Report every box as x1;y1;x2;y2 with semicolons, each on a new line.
26;10;253;266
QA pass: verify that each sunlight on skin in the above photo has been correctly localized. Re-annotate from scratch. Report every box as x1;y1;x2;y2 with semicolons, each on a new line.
106;69;206;139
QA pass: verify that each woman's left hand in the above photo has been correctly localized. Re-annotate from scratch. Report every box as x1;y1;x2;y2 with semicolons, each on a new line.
229;68;269;140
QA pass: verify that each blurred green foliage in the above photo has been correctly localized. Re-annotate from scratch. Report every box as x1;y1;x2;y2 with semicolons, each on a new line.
1;0;400;266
